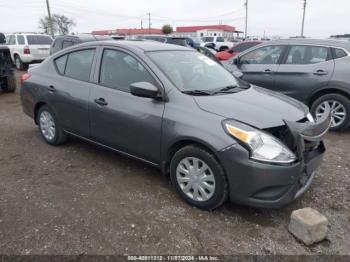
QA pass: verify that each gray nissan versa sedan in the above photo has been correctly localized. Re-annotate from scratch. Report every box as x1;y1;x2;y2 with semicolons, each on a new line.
223;39;350;131
20;41;331;210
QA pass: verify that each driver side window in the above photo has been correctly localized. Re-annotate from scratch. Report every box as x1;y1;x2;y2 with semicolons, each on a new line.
240;45;285;65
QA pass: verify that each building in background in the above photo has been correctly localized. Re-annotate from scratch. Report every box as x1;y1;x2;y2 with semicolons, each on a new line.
91;28;163;36
175;25;240;39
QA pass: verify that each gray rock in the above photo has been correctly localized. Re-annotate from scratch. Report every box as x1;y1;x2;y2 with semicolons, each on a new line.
288;207;328;245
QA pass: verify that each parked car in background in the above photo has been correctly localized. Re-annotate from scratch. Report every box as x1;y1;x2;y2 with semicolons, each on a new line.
201;36;234;51
0;33;16;92
141;35;167;43
216;41;263;61
183;37;204;49
223;39;350;131
21;40;330;210
50;34;112;55
165;37;191;47
5;33;52;70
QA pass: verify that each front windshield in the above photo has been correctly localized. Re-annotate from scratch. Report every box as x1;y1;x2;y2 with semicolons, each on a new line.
147;51;240;92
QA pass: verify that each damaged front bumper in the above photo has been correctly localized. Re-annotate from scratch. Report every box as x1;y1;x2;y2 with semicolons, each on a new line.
218;110;331;208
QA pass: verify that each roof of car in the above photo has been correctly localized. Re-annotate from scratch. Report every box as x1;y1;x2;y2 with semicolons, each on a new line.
264;38;350;51
80;40;191;52
55;34;111;42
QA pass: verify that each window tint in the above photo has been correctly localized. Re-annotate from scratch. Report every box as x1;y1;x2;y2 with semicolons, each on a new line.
166;38;187;46
233;42;260;52
62;40;74;49
17;35;25;45
203;37;214;42
333;48;348;59
55;55;68;74
26;35;53;45
286;45;328;64
216;37;225;42
240;45;284;64
7;35;16;45
99;49;155;92
65;49;95;81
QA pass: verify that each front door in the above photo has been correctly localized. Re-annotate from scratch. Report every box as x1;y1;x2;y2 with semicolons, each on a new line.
237;45;286;89
89;48;165;163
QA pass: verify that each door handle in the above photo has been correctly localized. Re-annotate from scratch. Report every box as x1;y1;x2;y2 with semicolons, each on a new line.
313;70;328;76
264;69;273;73
47;85;56;92
94;98;108;106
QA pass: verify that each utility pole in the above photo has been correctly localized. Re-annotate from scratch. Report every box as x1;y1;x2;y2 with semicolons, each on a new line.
244;0;248;40
301;0;307;37
141;20;143;29
45;0;54;37
147;12;151;34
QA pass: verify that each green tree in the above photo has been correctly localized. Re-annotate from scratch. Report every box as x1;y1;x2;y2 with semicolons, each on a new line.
162;24;173;35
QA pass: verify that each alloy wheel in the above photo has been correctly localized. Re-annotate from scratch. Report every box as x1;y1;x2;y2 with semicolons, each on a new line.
176;157;216;202
315;100;346;128
39;111;56;141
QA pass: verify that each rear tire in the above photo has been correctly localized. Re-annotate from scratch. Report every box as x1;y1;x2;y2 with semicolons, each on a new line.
170;145;228;210
3;72;16;93
311;93;350;131
14;55;28;71
37;105;67;145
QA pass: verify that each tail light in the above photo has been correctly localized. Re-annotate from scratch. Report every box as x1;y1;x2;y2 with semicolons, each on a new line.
20;73;31;85
24;46;30;54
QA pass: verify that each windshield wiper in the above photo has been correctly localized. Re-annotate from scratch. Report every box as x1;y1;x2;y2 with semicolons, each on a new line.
182;90;212;96
211;85;242;95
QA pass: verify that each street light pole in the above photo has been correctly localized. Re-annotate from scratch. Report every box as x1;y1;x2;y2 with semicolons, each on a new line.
244;0;248;39
301;0;307;37
45;0;54;37
147;12;151;34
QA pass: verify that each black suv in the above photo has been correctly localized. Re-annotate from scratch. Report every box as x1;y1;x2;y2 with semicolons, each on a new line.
0;33;16;93
50;34;112;55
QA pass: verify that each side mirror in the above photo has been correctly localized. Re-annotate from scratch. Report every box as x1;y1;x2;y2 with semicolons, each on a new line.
232;71;243;79
130;82;160;99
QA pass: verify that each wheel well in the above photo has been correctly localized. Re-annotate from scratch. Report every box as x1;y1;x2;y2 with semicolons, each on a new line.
34;102;46;124
163;140;218;174
309;88;350;108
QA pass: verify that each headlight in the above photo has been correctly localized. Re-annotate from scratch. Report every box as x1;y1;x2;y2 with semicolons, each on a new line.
223;120;296;164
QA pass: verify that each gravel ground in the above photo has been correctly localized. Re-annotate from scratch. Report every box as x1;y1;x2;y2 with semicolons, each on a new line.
0;72;349;255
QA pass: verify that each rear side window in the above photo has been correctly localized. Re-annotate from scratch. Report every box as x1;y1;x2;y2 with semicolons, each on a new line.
26;35;53;45
166;38;187;46
99;49;155;92
63;49;95;81
203;37;214;42
333;48;348;59
62;40;74;49
55;55;68;74
17;35;25;45
216;37;225;42
286;45;329;64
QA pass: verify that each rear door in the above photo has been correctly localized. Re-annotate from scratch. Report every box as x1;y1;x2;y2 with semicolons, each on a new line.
237;45;286;89
274;45;334;103
48;48;96;137
26;35;53;60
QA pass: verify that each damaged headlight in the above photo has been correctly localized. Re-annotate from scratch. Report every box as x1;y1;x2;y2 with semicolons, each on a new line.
223;120;296;164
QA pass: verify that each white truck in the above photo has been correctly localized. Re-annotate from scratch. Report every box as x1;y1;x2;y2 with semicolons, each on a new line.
200;36;235;52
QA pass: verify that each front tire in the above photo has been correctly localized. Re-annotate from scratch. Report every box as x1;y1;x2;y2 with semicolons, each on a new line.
37;105;67;145
3;72;16;93
311;93;350;131
170;145;228;210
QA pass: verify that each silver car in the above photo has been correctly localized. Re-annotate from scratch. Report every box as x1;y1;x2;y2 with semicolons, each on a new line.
223;39;350;131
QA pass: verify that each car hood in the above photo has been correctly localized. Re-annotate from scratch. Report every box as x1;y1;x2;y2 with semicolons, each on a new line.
193;86;309;129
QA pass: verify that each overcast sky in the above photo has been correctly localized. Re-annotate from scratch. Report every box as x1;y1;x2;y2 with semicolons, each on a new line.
1;0;349;38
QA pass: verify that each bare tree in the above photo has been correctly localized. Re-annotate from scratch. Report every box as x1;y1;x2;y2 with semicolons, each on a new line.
38;14;75;35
